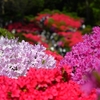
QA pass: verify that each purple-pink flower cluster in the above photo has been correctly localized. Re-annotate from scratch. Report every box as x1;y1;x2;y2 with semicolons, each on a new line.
60;26;100;85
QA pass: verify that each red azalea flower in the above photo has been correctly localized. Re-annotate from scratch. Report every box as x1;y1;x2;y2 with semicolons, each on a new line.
35;13;50;21
23;33;41;42
45;50;63;64
40;42;49;48
59;25;67;31
0;66;97;100
69;31;83;46
58;31;68;36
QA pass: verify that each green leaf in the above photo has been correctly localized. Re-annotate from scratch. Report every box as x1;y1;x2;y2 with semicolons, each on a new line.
0;28;14;39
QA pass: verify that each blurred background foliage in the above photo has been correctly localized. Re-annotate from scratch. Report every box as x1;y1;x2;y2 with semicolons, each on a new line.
0;0;100;26
0;28;14;38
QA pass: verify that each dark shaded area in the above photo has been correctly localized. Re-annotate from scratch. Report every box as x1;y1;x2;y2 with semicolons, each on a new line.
0;0;100;27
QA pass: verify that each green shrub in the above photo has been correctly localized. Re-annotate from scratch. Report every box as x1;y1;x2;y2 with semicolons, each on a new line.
0;28;14;39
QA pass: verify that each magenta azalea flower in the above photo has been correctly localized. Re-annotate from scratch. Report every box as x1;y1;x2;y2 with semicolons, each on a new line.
60;26;100;85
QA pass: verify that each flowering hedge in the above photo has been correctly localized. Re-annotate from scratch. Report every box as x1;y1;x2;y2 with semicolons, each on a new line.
35;12;83;47
60;26;100;98
0;36;56;78
1;11;100;99
0;66;96;100
0;36;97;100
5;11;84;55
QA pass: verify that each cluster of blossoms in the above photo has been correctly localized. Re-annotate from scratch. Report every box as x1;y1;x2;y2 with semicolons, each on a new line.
0;36;56;78
5;11;84;56
5;21;41;33
60;26;100;94
35;13;82;31
23;33;49;48
0;34;97;100
0;66;96;100
35;12;83;54
5;22;49;48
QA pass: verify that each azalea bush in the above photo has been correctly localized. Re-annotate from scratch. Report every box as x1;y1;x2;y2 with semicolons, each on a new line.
0;67;96;100
34;12;83;47
5;11;85;55
60;26;100;99
4;21;49;47
0;36;97;100
0;36;56;78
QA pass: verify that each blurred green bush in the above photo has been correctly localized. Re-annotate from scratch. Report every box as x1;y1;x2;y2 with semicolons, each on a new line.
0;28;14;38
